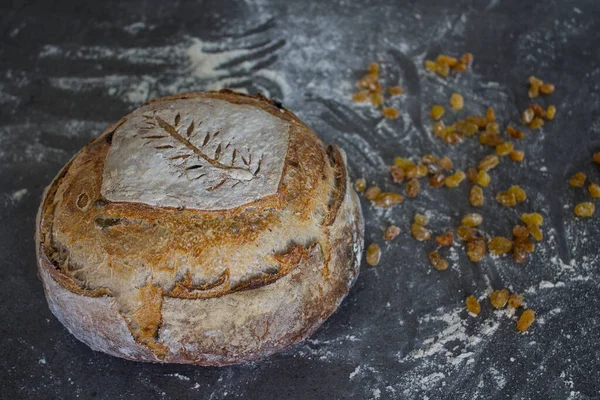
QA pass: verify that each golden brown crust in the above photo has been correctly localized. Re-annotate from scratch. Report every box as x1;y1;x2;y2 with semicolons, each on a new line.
36;90;363;364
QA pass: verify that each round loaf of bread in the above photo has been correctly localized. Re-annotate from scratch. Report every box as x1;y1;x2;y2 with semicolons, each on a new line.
36;90;364;365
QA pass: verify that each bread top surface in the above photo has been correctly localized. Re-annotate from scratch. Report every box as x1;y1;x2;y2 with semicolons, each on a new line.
39;91;349;305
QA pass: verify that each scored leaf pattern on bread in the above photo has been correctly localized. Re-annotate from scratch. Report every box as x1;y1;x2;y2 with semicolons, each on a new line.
138;111;263;191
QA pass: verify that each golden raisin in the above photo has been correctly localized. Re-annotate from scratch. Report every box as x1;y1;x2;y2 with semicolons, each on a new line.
354;178;367;192
477;170;491;187
488;237;513;256
436;54;458;66
496;142;514;156
357;74;377;89
508;185;527;202
516;237;535;252
431;105;445;120
569;172;587;187
406;178;420;198
368;62;380;75
384;225;401;241
366;243;381;266
429;173;445;188
539;83;555;94
522;108;534;124
436;232;454;247
478;155;499;171
528;84;539;99
382;107;400;119
546;105;556;120
394;157;414;169
594;152;600;164
372;192;404;208
352;91;371;102
365;186;381;200
465;295;481;315
466;115;488;128
509;150;525;162
517;309;535;332
438;156;453;171
508;293;524;308
421;154;439;165
390;166;405;183
470;185;484;207
450;93;464;110
486;107;496;122
429;251;449;271
513;225;530;239
496;191;517;207
589;183;600;198
490;289;509;308
530;103;546;118
411;223;431;241
574;202;595;217
513;245;528;264
424;60;437;72
406;164;428;179
457;225;484;242
520;212;544;226
480;131;504;147
388;86;404;96
528;224;543;241
466;239;486;262
435;62;450;77
414;214;429;226
467;168;478;183
506;125;525;139
529;117;544;129
462;213;483;227
371;91;384;107
460;53;473;65
529;75;544;86
445;170;466;188
452;61;467;72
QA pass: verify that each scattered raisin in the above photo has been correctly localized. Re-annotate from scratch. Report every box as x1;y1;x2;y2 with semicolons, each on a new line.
478;155;499;171
496;142;514;156
528;224;543;241
414;214;429;226
546;105;556;120
589;183;600;198
513;245;528;264
486;107;496;122
480;131;504;147
436;232;454;247
529;117;544;129
445;170;466;187
422;154;439;165
450;93;464;110
574;202;595;217
509;150;525;162
438;156;454;171
431;105;445;120
507;125;525;139
465;295;481;315
513;225;530;239
508;293;524;308
429;251;449;271
490;289;510;308
477;170;491;187
354;178;366;192
382;107;400;119
411;224;432;241
517;309;535;332
388;86;404;96
488;237;513;255
593;152;600;165
539;83;555;94
365;186;381;200
406;164;428;179
371;91;384;107
429;173;446;188
520;213;543;226
366;243;382;266
496;191;517;207
352;91;371;102
372;192;404;208
470;185;484;207
522;108;534;124
467;239;486;262
437;54;458;66
569;172;587;187
467;168;478;182
530;103;546;118
384;225;401;241
390;166;405;183
424;60;437;72
508;185;527;202
406;179;420;198
394;157;414;169
462;213;483;227
457;225;484;242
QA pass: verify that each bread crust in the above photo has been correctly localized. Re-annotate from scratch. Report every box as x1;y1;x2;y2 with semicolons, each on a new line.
36;91;364;365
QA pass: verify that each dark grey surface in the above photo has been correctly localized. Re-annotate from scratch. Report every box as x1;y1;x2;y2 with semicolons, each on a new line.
1;0;599;399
